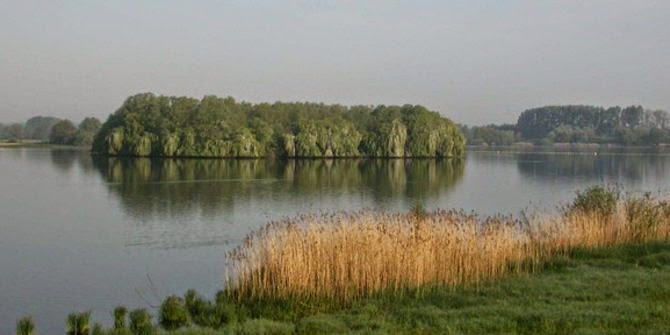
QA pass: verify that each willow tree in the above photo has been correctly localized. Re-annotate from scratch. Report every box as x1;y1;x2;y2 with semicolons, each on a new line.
93;93;465;158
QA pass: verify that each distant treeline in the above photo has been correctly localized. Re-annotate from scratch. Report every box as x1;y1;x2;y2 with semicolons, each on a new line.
0;116;101;146
461;105;670;146
92;93;465;158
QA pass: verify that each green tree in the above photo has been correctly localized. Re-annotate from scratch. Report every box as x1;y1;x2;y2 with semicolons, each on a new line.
3;123;25;140
159;296;189;330
24;116;62;140
515;105;669;145
72;117;101;146
93;93;465;158
50;120;77;144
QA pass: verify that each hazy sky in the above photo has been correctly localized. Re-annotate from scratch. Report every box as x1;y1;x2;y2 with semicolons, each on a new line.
1;1;668;125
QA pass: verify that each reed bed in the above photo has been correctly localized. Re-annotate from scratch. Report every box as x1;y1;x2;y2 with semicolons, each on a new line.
225;191;670;303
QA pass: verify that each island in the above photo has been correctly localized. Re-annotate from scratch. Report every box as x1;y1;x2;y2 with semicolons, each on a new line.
91;93;465;158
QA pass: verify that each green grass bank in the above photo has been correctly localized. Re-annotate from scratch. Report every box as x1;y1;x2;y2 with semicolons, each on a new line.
31;241;670;335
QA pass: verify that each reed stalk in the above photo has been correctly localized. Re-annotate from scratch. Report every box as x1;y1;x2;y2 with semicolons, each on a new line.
226;195;670;303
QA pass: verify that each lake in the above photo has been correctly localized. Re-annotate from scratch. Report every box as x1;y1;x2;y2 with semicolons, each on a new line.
1;147;670;333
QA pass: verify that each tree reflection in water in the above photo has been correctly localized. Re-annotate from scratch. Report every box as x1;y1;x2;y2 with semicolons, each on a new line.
91;157;465;220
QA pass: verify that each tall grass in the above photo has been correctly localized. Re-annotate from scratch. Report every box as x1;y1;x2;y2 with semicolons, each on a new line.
66;311;91;335
16;316;34;335
225;188;670;302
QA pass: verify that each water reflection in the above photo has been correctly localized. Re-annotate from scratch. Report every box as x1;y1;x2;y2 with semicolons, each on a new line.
91;157;465;220
515;153;670;181
49;149;78;173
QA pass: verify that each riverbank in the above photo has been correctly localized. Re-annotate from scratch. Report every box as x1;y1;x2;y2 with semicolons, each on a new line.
0;140;44;147
256;241;670;334
467;142;670;154
226;241;670;334
35;241;670;334
0;141;89;150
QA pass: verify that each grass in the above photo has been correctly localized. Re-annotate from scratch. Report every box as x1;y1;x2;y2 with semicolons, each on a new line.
225;188;670;303
82;242;670;334
332;241;670;334
16;316;35;335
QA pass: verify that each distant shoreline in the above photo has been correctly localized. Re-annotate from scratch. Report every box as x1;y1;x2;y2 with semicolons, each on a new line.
467;142;670;152
4;142;670;155
0;141;87;149
0;140;45;148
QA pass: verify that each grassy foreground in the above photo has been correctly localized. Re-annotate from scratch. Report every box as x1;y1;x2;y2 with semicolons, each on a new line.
40;241;670;335
254;241;670;334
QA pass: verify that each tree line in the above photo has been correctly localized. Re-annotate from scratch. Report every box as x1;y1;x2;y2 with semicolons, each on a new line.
462;105;670;146
0;115;101;146
92;93;465;158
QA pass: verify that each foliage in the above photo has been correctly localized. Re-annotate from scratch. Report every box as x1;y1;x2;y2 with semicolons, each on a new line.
129;309;153;335
184;289;213;327
547;125;596;143
625;195;670;242
209;301;238;329
516;105;670;144
568;185;619;216
0;115;100;145
74;117;102;146
24;116;62;140
50;120;78;145
160;296;190;330
461;124;517;146
16;316;34;335
114;306;128;330
0;123;25;140
66;311;91;335
92;323;104;335
48;118;102;146
92;93;465;158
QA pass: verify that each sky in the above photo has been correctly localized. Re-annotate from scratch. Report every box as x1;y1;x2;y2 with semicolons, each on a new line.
1;0;668;125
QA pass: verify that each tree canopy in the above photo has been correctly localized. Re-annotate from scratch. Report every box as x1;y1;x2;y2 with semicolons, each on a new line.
460;124;517;146
515;105;669;144
24;116;62;140
50;120;78;145
92;93;465;158
0;123;25;141
49;117;101;146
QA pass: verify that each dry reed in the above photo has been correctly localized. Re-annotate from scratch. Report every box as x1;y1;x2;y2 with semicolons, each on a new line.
225;197;670;302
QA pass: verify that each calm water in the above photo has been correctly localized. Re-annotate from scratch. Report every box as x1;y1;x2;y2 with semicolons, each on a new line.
2;148;670;332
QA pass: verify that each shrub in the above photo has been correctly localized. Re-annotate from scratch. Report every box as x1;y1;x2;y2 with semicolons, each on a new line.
16;316;35;335
91;323;104;335
129;309;153;335
114;306;128;330
569;185;619;216
237;319;295;335
210;301;238;329
184;289;212;327
159;296;190;330
626;195;670;242
66;311;91;335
